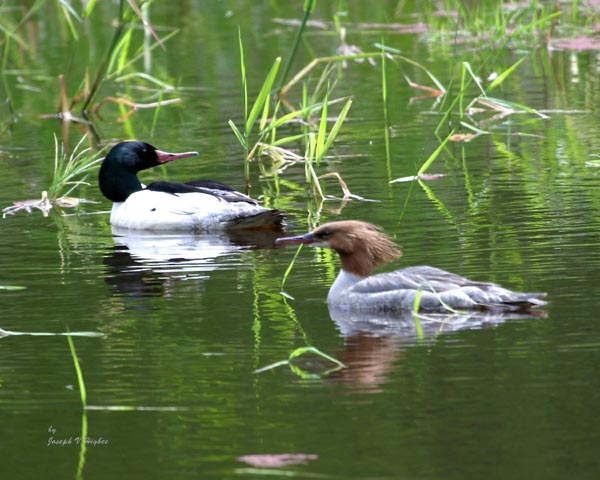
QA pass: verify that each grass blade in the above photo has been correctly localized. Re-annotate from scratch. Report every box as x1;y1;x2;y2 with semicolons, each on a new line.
261;103;318;134
278;0;316;90
228;119;246;148
67;334;87;408
462;62;485;96
484;96;549;118
83;0;98;17
280;244;303;297
322;98;352;155
271;133;307;147
289;346;347;369
245;57;281;136
487;57;526;91
315;87;329;162
238;27;248;123
253;359;290;374
416;130;454;177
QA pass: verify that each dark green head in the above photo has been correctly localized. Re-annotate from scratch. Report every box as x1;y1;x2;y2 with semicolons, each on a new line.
98;141;198;202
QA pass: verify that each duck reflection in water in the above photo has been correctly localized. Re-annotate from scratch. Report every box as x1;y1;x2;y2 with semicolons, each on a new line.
103;227;284;300
326;305;546;392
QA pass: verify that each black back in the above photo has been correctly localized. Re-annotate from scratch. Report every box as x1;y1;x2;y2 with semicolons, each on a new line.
145;180;258;205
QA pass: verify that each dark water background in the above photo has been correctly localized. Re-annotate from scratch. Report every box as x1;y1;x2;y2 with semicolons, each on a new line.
1;2;600;479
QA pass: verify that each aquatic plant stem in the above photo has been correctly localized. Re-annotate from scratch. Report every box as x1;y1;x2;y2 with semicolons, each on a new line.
417;130;454;177
280;244;304;299
278;0;316;92
67;333;88;480
254;346;347;377
67;333;87;408
81;15;126;113
279;52;378;97
380;40;392;181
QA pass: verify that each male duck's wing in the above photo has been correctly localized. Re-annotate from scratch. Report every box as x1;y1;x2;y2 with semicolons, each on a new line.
146;180;259;205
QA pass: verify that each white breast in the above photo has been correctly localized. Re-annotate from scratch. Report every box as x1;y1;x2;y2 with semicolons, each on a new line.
327;269;364;305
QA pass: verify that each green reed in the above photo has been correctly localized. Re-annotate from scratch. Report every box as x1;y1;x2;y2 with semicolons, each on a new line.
1;0;180;137
48;134;103;201
279;244;304;300
67;333;89;480
380;40;392;180
230;26;357;196
254;346;346;378
278;0;317;92
411;288;424;339
67;333;87;408
423;0;564;51
2;133;103;218
229;29;283;187
81;0;168;113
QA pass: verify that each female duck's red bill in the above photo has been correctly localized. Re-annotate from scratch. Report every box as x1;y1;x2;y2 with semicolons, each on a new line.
155;149;199;164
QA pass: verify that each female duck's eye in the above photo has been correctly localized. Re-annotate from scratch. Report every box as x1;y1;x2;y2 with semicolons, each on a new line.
319;230;332;239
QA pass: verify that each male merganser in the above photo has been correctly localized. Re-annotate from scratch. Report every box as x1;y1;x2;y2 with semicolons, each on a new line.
276;220;547;312
98;141;285;231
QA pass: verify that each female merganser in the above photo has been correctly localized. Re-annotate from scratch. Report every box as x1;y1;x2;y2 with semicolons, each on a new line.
276;220;547;312
98;141;285;231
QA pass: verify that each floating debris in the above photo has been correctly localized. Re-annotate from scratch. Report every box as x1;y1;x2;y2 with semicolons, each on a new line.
448;133;476;142
0;327;103;338
2;191;96;218
237;453;318;468
390;173;447;183
2;191;53;218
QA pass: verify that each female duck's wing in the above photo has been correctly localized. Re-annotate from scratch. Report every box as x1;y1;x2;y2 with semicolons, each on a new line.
347;266;546;312
348;266;475;293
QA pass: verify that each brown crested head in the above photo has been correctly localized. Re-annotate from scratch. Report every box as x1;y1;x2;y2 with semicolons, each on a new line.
276;220;401;277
